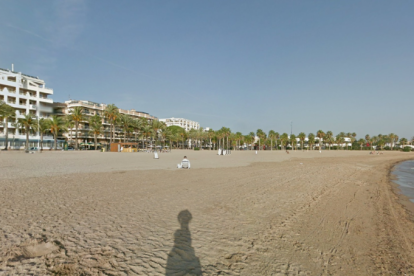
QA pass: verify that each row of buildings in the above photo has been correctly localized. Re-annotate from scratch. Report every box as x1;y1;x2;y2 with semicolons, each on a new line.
0;65;201;149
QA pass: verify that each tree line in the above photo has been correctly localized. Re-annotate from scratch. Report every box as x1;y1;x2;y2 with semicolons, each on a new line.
1;101;412;152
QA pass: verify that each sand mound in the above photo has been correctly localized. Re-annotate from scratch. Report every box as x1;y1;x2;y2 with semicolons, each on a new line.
21;242;59;258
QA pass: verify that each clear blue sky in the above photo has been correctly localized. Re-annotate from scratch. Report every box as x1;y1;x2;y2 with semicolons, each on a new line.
1;1;413;139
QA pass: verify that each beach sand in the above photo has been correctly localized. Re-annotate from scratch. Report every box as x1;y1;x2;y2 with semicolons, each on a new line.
1;150;414;275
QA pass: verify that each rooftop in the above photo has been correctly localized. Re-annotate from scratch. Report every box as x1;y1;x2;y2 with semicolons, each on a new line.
0;67;40;80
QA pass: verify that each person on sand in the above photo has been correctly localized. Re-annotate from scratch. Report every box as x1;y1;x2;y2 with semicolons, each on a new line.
177;156;191;169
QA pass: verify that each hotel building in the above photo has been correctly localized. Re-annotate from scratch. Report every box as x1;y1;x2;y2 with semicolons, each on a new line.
159;117;200;131
0;66;56;149
53;100;157;145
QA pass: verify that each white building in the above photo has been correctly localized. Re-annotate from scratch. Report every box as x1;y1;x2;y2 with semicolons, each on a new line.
0;65;55;148
159;117;200;131
53;100;157;145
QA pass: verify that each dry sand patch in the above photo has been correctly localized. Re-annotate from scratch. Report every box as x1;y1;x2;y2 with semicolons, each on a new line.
1;151;414;275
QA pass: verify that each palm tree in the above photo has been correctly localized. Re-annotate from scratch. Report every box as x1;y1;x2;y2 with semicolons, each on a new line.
118;114;132;143
104;104;119;145
371;136;378;151
235;132;243;150
349;135;356;150
298;132;306;151
34;118;51;151
172;133;181;149
256;129;265;150
325;136;334;150
268;130;276;151
132;118;145;143
352;132;357;141
0;101;16;150
280;133;289;150
325;131;333;150
89;114;103;150
358;138;365;150
222;127;231;151
274;132;280;150
49;115;66;150
365;134;371;149
69;106;86;150
249;132;255;150
64;115;75;146
152;120;166;149
244;135;253;150
18;114;36;152
196;128;205;149
188;129;197;149
336;135;345;150
290;134;296;150
316;130;325;150
400;137;408;149
207;129;215;150
394;134;399;150
215;130;223;151
229;132;236;150
377;139;385;151
308;133;315;150
142;124;153;149
161;128;172;149
180;131;186;149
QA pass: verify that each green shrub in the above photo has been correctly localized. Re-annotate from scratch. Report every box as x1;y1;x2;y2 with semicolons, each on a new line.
194;147;200;151
384;146;391;150
403;147;412;152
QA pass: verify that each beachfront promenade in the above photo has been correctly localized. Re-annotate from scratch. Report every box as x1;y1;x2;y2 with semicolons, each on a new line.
1;150;414;275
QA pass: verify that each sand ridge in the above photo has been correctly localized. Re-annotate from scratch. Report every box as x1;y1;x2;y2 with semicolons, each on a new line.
1;150;414;275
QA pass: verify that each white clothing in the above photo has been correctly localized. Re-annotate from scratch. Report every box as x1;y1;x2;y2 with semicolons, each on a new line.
180;158;191;169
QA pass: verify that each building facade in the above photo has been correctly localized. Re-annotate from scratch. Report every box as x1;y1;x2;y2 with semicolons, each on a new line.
0;66;56;149
159;117;200;131
53;100;157;145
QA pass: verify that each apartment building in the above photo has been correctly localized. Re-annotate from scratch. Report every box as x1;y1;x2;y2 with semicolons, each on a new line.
0;66;56;149
53;100;157;145
159;117;200;131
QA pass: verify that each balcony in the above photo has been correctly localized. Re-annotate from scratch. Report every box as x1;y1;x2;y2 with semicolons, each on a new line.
38;97;53;103
29;104;37;110
27;85;53;94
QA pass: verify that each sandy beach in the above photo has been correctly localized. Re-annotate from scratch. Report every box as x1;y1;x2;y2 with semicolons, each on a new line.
1;150;414;275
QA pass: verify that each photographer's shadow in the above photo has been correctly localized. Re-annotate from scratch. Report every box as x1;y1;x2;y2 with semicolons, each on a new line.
166;210;202;275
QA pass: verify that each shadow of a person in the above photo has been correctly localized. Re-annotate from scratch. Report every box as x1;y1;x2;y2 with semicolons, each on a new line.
166;210;202;275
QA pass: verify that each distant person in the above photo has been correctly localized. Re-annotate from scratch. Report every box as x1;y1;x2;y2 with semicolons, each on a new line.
177;156;191;169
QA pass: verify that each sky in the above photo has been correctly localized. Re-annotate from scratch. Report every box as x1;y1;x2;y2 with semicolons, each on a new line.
1;1;413;139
